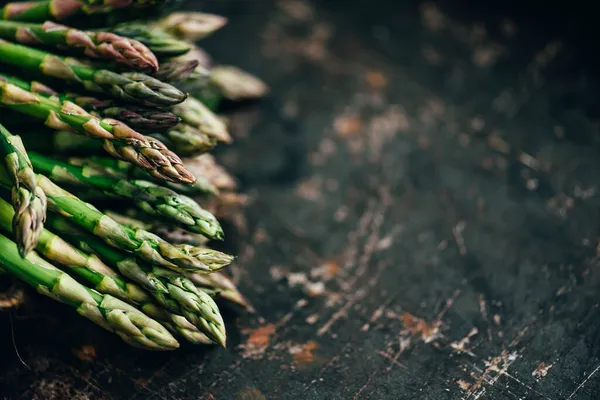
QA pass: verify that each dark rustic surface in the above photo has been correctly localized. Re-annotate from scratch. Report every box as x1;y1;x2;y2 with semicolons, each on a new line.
2;0;600;399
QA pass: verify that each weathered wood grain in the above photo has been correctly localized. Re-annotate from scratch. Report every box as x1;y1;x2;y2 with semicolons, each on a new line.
2;0;600;399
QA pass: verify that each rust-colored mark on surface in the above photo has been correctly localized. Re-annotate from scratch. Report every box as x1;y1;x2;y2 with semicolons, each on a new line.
365;70;387;90
240;324;277;359
456;380;471;391
291;341;322;367
401;312;440;343
450;327;478;355
311;260;340;280
73;344;96;361
236;387;266;400
532;362;553;378
334;113;363;137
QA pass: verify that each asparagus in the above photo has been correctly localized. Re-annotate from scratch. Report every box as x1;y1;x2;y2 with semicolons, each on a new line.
0;80;194;183
0;0;165;23
0;232;179;350
33;173;233;271
153;59;202;84
110;21;192;58
155;12;227;42
29;151;224;239
172;97;232;144
0;39;186;107
47;216;227;346
0;124;47;256
0;197;212;344
0;20;158;72
67;153;221;195
209;65;270;101
0;73;180;132
106;209;211;246
186;271;252;311
149;124;218;157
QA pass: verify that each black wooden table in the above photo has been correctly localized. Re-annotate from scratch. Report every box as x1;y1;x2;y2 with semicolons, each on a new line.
2;0;600;399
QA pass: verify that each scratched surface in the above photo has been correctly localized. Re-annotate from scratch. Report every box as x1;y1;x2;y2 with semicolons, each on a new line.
2;0;600;399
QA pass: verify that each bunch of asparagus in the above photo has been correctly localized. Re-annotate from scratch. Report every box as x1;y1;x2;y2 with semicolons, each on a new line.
0;1;267;350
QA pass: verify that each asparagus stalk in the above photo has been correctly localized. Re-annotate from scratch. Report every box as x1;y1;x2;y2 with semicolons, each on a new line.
29;151;224;239
105;209;211;246
0;232;179;350
0;73;180;132
0;197;212;344
67;154;221;195
47;216;227;346
172;97;232;144
110;21;192;57
155;12;227;42
209;65;270;101
149;124;218;157
153;59;203;84
186;271;252;311
0;0;165;23
0;124;47;256
0;39;186;107
34;174;233;272
0;20;158;72
0;80;194;183
0;169;229;272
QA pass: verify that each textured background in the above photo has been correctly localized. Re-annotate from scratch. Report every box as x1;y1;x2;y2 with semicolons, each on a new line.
2;0;600;399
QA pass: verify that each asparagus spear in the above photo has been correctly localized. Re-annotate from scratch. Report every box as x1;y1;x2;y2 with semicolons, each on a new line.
47;216;227;346
0;169;229;272
172;97;232;144
0;80;194;183
0;73;180;132
155;12;227;42
0;124;47;256
0;20;158;72
0;197;212;344
0;232;179;350
0;0;165;23
67;153;221;195
209;65;270;101
29;151;224;239
153;59;202;84
149;124;218;157
186;271;252;311
105;209;211;246
0;39;186;107
34;174;233;272
110;21;192;58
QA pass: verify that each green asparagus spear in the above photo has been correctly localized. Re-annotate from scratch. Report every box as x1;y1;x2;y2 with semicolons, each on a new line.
186;271;252;311
0;0;165;23
0;73;180;132
0;124;47;256
29;151;224;239
155;12;227;42
0;197;212;344
0;20;158;71
0;39;185;107
172;97;232;144
0;196;212;344
0;170;231;271
105;209;211;246
109;21;192;58
149;124;218;157
0;80;194;183
0;232;179;350
153;59;202;83
47;216;227;346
